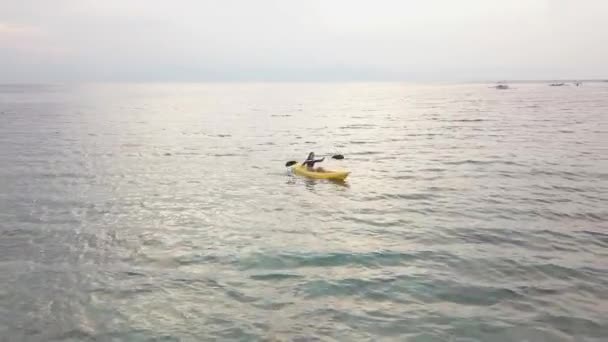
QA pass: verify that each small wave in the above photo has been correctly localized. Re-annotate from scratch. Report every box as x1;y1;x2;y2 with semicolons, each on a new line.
173;254;222;266
521;263;598;281
344;216;414;227
547;211;605;222
393;175;415;180
359;193;436;201
431;281;522;306
534;184;587;193
122;270;147;277
348;151;383;156
577;230;608;247
51;329;95;341
419;167;446;172
250;273;303;281
535;315;606;338
174;152;201;156
443;119;486;122
38;172;95;179
212;153;242;157
443;159;522;166
238;250;431;270
528;169;581;178
451;229;529;247
339;124;377;129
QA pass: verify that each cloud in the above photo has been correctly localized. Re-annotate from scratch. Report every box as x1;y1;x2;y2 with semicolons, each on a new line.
0;22;67;58
0;22;44;43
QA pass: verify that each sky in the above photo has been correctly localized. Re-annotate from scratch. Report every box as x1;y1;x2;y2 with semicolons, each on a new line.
1;0;607;82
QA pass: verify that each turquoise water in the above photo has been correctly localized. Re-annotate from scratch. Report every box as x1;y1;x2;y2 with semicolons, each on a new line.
0;83;606;341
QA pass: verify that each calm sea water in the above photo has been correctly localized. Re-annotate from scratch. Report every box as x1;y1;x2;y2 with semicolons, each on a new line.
0;83;606;341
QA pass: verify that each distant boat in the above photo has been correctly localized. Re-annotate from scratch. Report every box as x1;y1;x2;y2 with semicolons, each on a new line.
494;84;509;90
549;83;566;86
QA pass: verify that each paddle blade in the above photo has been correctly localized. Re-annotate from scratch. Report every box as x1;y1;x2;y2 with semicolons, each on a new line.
285;161;297;167
331;154;344;160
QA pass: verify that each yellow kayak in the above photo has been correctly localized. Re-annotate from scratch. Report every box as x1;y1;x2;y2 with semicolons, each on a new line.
292;163;350;181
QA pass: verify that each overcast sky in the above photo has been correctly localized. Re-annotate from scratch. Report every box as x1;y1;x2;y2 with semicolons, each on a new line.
1;0;607;82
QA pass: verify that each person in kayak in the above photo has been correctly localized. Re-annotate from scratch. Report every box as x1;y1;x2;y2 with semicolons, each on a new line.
302;152;325;171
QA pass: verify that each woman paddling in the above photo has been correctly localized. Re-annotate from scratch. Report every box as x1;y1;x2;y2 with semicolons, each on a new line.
302;152;325;171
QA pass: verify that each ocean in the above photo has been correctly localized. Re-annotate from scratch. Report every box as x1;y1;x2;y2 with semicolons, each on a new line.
0;82;606;341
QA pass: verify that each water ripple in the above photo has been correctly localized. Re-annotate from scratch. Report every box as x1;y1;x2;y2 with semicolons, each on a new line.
1;82;606;341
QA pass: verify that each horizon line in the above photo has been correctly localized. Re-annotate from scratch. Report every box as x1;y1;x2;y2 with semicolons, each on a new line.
1;78;608;86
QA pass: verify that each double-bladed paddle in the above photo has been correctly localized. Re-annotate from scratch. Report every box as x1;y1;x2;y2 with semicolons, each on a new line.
285;154;344;167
